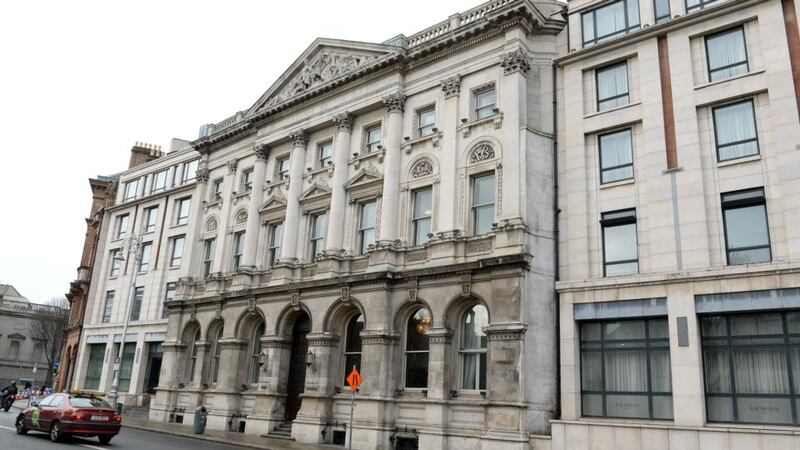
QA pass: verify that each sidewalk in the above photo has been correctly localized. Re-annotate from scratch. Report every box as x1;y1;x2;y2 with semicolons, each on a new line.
122;417;340;450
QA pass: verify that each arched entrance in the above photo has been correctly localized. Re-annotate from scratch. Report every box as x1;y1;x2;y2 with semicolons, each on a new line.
284;312;311;421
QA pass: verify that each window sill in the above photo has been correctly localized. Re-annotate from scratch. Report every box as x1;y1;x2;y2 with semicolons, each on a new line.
402;131;442;154
599;178;635;189
694;69;766;91
169;266;181;271
265;178;288;189
170;223;188;229
349;149;385;169
303;166;334;178
716;154;761;167
458;112;503;138
583;101;641;119
202;199;223;211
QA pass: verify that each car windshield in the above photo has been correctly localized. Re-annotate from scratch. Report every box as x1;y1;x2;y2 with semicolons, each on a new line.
70;397;112;408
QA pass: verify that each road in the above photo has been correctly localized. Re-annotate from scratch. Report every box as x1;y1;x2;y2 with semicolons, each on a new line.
0;407;248;450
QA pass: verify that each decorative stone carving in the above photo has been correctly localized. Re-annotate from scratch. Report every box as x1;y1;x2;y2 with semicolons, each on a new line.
466;239;492;254
333;112;354;133
440;74;462;97
340;285;350;303
196;167;210;182
206;218;218;232
410;159;434;178
227;159;239;174
408;278;418;302
501;49;531;75
290;291;300;309
382;91;406;113
247;297;256;311
290;130;309;147
469;143;496;164
235;210;248;224
264;51;377;108
254;144;269;161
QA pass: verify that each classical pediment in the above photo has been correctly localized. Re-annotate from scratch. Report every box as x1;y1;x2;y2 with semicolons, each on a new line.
299;183;332;203
344;163;383;190
259;195;287;213
246;38;398;115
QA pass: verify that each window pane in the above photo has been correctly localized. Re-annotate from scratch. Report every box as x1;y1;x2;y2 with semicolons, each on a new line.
345;315;364;353
474;205;495;235
654;0;671;21
714;101;758;160
706;396;735;422
414;217;431;246
599;129;633;182
737;397;793;425
606;394;650;418
413;189;432;217
462;353;479;389
476;89;496;109
702;316;727;337
405;352;429;388
473;174;495;205
361;202;376;228
707;28;747;81
597;64;629;111
652;395;674;419
605;261;638;276
407;309;431;351
605;351;648;391
313;213;327;238
582;393;604;416
650;350;672;392
581;322;602;341
462;305;488;350
596;1;626;40
730;313;782;336
582;13;595;43
649;319;669;339
724;204;769;250
604;320;646;340
604;223;637;263
733;348;790;394
581;351;603;390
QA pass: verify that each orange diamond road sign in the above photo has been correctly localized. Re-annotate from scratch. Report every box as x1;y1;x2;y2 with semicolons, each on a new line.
346;368;363;391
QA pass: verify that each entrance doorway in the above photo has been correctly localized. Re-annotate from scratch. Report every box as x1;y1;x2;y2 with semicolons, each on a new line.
284;312;311;421
143;342;163;394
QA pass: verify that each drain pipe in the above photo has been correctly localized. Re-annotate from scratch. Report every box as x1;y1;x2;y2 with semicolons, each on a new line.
551;61;561;420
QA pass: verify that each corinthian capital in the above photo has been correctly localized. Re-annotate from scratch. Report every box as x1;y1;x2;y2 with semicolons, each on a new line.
440;74;462;98
333;112;354;133
289;130;309;148
196;167;210;183
254;144;270;161
382;91;406;113
226;158;239;174
501;49;531;75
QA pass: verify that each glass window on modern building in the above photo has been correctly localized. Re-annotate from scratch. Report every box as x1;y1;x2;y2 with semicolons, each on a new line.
343;314;364;384
461;304;489;391
109;250;121;277
582;0;640;47
232;231;245;271
405;308;432;389
365;125;382;153
163;282;176;319
123;179;139;202
175;198;191;225
472;173;495;235
115;214;129;240
83;344;106;390
706;27;748;82
102;291;114;323
581;318;673;419
713;99;759;162
475;87;497;120
309;212;327;259
268;223;282;266
203;238;215;278
138;243;152;273
701;311;800;425
181;159;199;184
722;188;771;265
599;128;634;183
596;62;629;112
358;200;376;254
130;286;144;321
418;106;436;137
654;0;671;23
151;169;168;194
143;206;158;233
686;0;720;13
117;342;136;392
170;235;185;268
601;209;638;276
412;187;432;246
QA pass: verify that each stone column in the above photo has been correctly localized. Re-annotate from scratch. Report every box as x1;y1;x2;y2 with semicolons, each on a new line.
498;48;530;224
293;334;339;444
212;159;239;273
484;324;527;433
437;75;461;235
278;131;309;262
377;92;405;245
425;328;452;399
240;144;269;269
215;338;247;391
325;113;353;254
261;337;291;394
359;331;399;397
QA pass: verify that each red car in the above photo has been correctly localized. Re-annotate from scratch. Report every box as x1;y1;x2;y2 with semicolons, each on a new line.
15;393;121;444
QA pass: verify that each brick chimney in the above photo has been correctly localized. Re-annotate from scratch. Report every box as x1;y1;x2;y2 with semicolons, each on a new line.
129;141;164;169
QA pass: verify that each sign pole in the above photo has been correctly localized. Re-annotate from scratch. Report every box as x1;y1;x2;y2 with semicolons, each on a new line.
348;386;355;450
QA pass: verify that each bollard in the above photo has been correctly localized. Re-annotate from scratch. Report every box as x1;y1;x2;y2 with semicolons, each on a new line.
193;406;208;434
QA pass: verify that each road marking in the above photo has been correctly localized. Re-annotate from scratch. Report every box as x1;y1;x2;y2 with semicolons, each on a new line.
0;424;106;450
0;425;14;431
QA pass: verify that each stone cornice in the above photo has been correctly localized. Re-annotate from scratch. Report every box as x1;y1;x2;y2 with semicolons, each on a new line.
484;323;527;341
360;330;400;345
307;333;340;347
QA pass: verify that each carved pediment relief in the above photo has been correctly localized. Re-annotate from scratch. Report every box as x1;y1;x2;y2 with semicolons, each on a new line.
259;196;287;213
344;162;383;190
299;183;332;203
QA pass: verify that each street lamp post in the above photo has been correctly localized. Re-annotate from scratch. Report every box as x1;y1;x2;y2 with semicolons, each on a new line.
106;233;143;408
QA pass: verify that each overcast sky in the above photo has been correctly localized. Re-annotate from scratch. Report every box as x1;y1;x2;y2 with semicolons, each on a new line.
0;0;471;303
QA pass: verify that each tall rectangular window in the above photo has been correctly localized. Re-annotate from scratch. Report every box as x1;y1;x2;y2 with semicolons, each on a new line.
84;344;106;390
143;206;158;233
365;125;382;153
581;318;673;419
412;187;432;246
582;0;640;47
268;222;283;266
163;282;176;319
309;212;327;259
276;157;290;181
170;235;185;268
212;178;223;201
472;173;495;235
599;128;634;183
475;88;497;120
701;311;800;425
176;198;191;225
115;214;129;240
123;179;139;201
130;286;144;321
109;250;121;277
601;209;638;276
232;231;245;271
318;141;333;167
151;169;168;193
118;342;136;392
722;188;771;265
358;200;377;254
203;238;215;278
713;99;759;162
706;27;748;82
596;62;629;111
138;242;152;273
418;107;436;137
243;168;254;192
102;291;114;323
181;159;199;183
686;0;720;13
654;0;671;23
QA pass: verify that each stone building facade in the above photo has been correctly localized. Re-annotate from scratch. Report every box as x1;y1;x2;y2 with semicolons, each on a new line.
72;142;202;406
146;1;565;449
554;0;800;448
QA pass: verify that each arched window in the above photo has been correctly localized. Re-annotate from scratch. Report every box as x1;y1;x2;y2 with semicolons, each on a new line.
460;304;489;391
405;308;432;388
187;329;201;382
209;324;223;384
343;314;364;384
8;341;20;360
249;322;265;384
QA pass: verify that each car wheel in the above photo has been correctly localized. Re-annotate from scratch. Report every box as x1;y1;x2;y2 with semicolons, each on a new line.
98;435;113;445
49;421;64;442
15;415;27;435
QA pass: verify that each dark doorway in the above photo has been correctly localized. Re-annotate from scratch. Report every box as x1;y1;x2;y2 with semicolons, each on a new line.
143;342;163;394
284;312;311;421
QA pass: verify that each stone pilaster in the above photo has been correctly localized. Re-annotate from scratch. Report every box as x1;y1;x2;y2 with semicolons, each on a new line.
499;48;530;224
425;327;453;399
377;92;405;245
191;342;210;387
359;330;399;397
240;144;269;269
211;158;239;273
278;131;309;262
484;323;526;402
437;75;461;234
215;338;247;391
325;113;353;254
